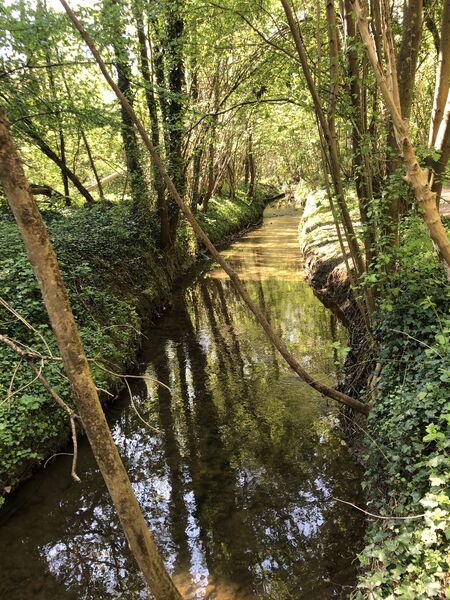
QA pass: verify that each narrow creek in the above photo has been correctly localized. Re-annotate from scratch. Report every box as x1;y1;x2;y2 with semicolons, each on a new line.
0;204;365;599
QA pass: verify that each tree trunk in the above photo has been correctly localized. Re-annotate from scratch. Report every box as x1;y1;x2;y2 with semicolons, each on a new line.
397;0;423;121
109;0;149;220
247;133;256;200
343;0;376;273
166;0;186;242
0;109;183;600
429;0;450;146
134;7;169;246
280;0;365;279
21;120;95;204
352;0;450;279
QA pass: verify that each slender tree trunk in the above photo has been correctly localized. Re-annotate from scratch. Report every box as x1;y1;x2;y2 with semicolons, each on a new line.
429;1;450;205
397;0;423;121
57;52;104;200
134;7;169;247
166;0;186;242
280;0;365;279
343;0;376;272
247;132;256;200
108;0;149;220
387;0;423;242
81;129;104;199
353;0;450;279
429;0;450;146
39;0;71;206
59;131;70;204
0;109;183;600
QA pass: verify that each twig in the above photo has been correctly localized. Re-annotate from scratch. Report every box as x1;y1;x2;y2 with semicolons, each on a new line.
124;378;160;433
91;360;171;391
6;359;22;406
0;333;82;482
391;328;443;357
0;296;54;357
44;452;74;468
2;358;44;407
333;497;425;520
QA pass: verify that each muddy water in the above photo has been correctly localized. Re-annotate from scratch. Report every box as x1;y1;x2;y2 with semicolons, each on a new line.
0;206;365;599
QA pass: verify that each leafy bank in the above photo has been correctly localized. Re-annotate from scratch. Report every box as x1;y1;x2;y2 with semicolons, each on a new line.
300;191;450;598
0;187;270;507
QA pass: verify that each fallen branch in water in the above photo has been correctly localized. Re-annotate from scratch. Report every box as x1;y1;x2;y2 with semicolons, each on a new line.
333;497;426;520
59;0;369;416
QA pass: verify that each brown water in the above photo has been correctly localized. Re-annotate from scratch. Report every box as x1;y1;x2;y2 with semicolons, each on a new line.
0;206;365;599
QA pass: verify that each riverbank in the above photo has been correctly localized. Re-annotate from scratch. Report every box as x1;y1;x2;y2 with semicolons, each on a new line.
0;186;271;506
300;192;450;598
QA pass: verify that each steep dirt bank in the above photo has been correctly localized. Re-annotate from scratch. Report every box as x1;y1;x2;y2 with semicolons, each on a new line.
299;192;371;399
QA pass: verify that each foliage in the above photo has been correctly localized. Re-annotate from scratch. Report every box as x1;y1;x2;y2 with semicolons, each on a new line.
355;218;450;599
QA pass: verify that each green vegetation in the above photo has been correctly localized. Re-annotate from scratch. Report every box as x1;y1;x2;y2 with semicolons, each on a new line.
0;186;268;506
355;218;450;598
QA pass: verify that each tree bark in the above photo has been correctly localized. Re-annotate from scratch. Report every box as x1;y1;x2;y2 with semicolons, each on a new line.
166;0;186;242
397;0;423;121
134;7;169;247
0;109;183;600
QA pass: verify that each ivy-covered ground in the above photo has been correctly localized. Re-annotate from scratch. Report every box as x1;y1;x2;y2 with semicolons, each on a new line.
0;187;269;507
299;193;450;598
354;217;450;599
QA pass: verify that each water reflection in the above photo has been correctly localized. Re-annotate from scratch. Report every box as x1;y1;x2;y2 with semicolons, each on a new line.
0;206;364;599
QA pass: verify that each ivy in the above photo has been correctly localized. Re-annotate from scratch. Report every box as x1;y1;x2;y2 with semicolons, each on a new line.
356;218;450;599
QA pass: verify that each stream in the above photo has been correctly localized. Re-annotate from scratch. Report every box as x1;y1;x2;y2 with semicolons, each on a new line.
0;204;365;599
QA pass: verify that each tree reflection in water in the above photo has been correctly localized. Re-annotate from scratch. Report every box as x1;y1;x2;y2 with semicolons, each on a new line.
0;211;365;599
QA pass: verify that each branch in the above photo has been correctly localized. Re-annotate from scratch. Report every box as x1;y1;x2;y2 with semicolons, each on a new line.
187;97;301;133
333;497;426;520
0;333;81;482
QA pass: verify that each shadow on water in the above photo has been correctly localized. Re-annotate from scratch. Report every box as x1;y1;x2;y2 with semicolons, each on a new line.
0;205;365;599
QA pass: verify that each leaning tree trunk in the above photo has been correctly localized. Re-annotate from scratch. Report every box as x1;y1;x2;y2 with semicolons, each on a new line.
21;120;95;204
58;0;370;416
0;109;183;600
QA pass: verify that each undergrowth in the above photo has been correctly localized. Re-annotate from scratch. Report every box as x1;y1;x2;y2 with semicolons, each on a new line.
0;186;269;507
355;217;450;599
